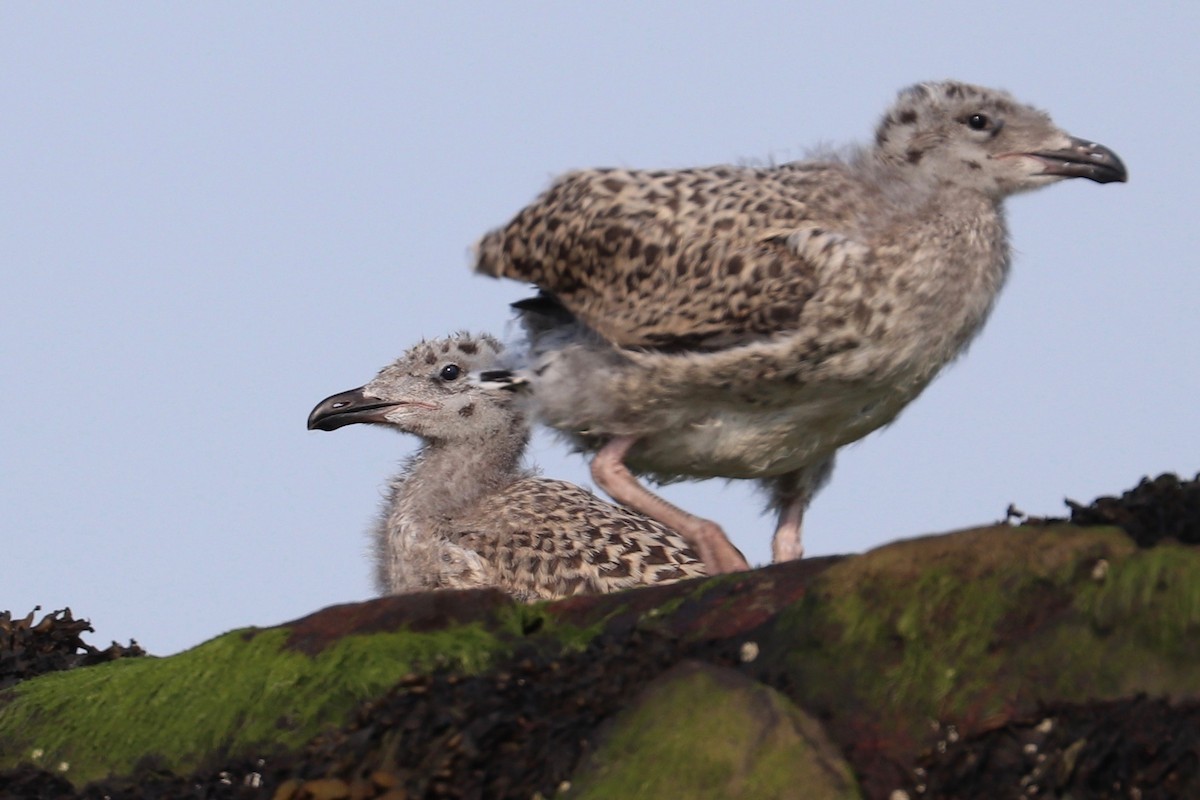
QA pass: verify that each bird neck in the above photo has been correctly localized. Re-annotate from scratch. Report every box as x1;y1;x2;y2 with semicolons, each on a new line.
877;187;1010;380
389;423;530;532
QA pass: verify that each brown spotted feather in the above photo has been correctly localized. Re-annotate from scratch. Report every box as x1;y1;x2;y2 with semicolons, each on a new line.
476;163;868;348
454;478;702;601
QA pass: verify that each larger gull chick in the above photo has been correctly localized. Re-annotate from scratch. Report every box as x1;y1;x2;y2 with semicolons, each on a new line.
473;80;1127;574
308;332;706;601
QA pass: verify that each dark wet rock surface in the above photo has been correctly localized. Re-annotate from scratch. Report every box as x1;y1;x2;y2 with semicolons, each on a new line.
285;629;719;799
4;471;1200;799
3;628;719;799
1018;472;1200;547
0;607;144;690
1065;472;1200;547
910;695;1200;800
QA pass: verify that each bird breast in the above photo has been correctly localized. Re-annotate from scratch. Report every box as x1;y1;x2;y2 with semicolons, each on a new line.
622;375;925;479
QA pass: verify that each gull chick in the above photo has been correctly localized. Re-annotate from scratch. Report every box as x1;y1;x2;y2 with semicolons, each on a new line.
473;80;1127;573
308;333;706;600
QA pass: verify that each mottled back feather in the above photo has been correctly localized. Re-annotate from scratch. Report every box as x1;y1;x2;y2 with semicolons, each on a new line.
475;162;862;348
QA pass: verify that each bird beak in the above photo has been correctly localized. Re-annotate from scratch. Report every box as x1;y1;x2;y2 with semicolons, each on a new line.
307;387;398;431
1025;135;1128;184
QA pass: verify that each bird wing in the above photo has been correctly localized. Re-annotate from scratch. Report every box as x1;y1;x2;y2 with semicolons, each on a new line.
453;479;704;600
474;164;869;350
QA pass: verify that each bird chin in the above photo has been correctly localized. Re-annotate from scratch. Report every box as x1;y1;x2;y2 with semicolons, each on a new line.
309;406;397;431
1003;169;1067;194
1029;157;1124;184
1022;140;1128;185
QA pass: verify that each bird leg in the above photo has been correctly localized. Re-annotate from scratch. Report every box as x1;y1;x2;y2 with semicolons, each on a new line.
591;435;750;574
767;459;833;563
771;498;806;562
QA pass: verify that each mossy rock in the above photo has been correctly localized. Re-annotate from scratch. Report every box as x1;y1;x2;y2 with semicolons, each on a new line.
568;660;861;800
4;523;1200;797
759;525;1200;794
0;589;580;784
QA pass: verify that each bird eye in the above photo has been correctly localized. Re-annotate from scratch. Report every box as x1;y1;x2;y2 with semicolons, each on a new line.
439;364;461;381
967;113;989;131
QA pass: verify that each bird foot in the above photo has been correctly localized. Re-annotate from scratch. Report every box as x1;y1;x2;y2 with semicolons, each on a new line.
772;539;805;562
692;520;751;574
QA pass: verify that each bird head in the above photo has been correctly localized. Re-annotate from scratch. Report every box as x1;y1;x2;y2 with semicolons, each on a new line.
307;332;516;442
873;80;1127;198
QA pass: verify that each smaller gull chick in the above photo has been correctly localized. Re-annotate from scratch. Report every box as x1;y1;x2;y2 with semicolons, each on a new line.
307;332;705;601
474;80;1127;574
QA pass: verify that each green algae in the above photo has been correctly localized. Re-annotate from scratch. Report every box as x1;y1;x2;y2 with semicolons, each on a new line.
772;525;1200;741
568;663;861;800
9;524;1200;790
774;527;1118;717
0;620;508;784
1076;542;1200;656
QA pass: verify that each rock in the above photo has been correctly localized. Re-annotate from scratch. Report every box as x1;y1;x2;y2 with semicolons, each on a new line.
914;695;1200;799
1059;472;1200;547
0;606;144;689
2;500;1200;798
0;589;523;787
567;660;860;799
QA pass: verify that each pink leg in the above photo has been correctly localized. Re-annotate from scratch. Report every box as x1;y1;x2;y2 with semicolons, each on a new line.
771;498;805;562
767;459;832;563
591;435;750;574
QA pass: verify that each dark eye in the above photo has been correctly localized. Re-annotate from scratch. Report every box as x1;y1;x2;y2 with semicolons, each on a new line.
439;364;461;381
967;113;989;131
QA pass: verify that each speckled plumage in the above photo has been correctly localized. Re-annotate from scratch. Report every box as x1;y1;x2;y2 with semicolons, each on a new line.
308;333;705;601
474;80;1127;573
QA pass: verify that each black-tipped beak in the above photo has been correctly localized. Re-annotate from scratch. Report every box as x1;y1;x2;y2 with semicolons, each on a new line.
1027;135;1128;184
307;388;398;431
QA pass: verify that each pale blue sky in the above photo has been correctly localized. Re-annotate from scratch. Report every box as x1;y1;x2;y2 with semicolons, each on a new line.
3;3;1196;654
